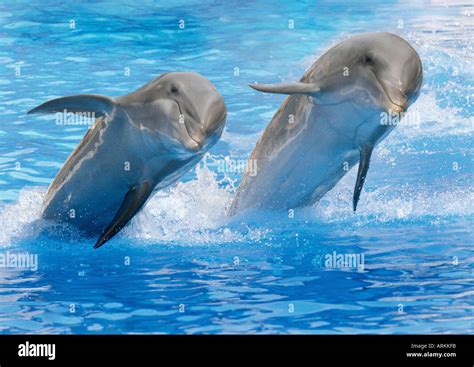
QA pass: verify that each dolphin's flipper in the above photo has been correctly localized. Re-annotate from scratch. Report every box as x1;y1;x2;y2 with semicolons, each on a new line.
27;94;115;117
94;181;154;249
353;144;374;212
249;82;320;96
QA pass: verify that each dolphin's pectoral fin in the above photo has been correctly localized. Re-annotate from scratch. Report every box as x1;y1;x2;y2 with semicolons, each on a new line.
27;94;115;117
352;144;374;212
249;82;320;96
94;181;154;249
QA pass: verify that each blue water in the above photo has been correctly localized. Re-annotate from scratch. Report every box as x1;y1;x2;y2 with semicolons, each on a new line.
0;0;473;334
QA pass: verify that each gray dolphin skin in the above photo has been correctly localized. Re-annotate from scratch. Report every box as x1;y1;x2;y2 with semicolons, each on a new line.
28;72;227;248
229;32;423;215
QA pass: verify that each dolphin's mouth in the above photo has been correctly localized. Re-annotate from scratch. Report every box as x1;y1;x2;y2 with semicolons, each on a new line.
369;69;406;113
170;98;203;151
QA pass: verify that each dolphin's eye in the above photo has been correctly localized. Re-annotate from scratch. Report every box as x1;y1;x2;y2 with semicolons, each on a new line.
170;85;179;94
363;55;373;64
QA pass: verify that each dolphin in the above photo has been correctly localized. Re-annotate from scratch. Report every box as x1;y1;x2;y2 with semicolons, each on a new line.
229;32;422;215
28;72;227;248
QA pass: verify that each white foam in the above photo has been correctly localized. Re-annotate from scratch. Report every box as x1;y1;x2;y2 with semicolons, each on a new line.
123;159;266;245
1;154;471;248
311;171;474;224
0;187;45;247
387;91;474;143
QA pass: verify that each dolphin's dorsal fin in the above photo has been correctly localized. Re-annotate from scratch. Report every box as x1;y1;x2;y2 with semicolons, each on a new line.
94;181;154;249
27;94;115;117
249;82;320;96
353;144;374;212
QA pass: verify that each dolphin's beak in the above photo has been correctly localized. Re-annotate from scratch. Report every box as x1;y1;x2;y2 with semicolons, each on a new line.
386;99;407;114
384;87;407;114
171;97;203;152
183;97;226;151
368;69;408;114
178;92;207;148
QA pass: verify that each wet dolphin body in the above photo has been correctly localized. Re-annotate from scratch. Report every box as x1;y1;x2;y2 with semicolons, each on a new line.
229;32;422;215
28;72;227;248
